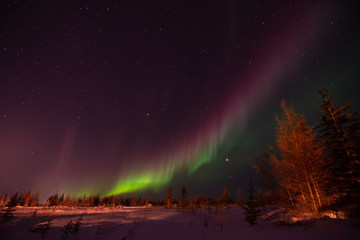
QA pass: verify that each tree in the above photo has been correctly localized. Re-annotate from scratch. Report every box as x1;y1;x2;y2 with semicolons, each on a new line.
31;192;39;206
1;192;20;224
64;194;71;206
253;144;282;205
316;89;360;204
273;100;328;213
220;186;232;206
236;187;245;206
130;196;137;206
21;191;32;207
46;192;59;207
93;194;100;207
165;187;174;208
178;185;188;209
244;181;260;225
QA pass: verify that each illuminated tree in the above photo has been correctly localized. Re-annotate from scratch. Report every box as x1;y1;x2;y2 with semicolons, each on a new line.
1;192;20;224
220;186;232;206
130;196;137;206
46;192;59;206
64;194;71;206
165;187;173;208
21;191;32;207
274;100;328;213
236;187;245;206
31;192;39;206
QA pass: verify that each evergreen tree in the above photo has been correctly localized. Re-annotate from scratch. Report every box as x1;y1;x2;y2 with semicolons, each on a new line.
1;192;20;224
110;195;116;207
93;194;100;207
130;196;137;206
220;186;232;206
165;187;173;208
192;194;202;209
178;185;188;209
31;192;39;206
64;194;71;206
244;181;260;225
316;89;360;204
46;192;59;206
21;191;32;207
253;144;281;201
0;194;8;207
236;187;245;206
58;193;64;206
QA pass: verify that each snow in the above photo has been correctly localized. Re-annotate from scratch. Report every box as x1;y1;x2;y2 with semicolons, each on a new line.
1;206;359;240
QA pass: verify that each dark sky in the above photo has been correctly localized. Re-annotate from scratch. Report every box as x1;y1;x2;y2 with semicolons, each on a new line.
1;0;360;201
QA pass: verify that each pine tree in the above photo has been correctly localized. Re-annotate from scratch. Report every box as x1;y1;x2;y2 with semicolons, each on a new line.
31;192;39;206
64;194;71;206
58;193;64;206
165;187;173;209
110;195;116;207
244;181;260;225
220;186;232;206
1;192;20;224
21;191;32;207
236;187;245;206
316;89;360;204
130;196;137;206
253;144;281;201
46;192;59;206
93;194;100;207
178;185;188;209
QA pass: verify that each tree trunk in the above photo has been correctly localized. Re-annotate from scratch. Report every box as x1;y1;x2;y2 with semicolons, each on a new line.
306;176;318;213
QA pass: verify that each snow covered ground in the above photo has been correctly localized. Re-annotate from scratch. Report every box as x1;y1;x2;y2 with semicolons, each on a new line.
0;206;359;240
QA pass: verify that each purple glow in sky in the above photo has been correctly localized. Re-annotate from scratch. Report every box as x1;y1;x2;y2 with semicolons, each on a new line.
1;1;360;201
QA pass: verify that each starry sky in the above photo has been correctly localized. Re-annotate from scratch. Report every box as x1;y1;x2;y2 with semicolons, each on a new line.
1;0;360;202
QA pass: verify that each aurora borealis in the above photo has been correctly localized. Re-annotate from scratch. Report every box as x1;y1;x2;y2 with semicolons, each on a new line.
1;1;360;201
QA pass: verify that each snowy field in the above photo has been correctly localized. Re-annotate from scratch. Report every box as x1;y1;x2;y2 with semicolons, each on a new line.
0;206;359;240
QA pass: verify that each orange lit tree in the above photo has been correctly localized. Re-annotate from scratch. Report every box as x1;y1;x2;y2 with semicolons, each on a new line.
273;100;328;214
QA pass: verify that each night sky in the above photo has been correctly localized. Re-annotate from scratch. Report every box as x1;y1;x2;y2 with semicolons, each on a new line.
1;0;360;202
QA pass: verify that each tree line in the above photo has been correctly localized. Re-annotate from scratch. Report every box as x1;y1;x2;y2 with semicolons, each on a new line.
1;88;358;219
254;89;360;217
0;184;239;210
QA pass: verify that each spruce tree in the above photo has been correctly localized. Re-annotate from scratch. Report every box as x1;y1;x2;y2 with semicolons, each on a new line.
165;187;173;208
130;196;137;206
220;186;232;206
1;192;20;224
46;192;59;206
178;185;188;209
316;89;360;204
244;181;260;225
21;191;32;207
31;192;39;206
